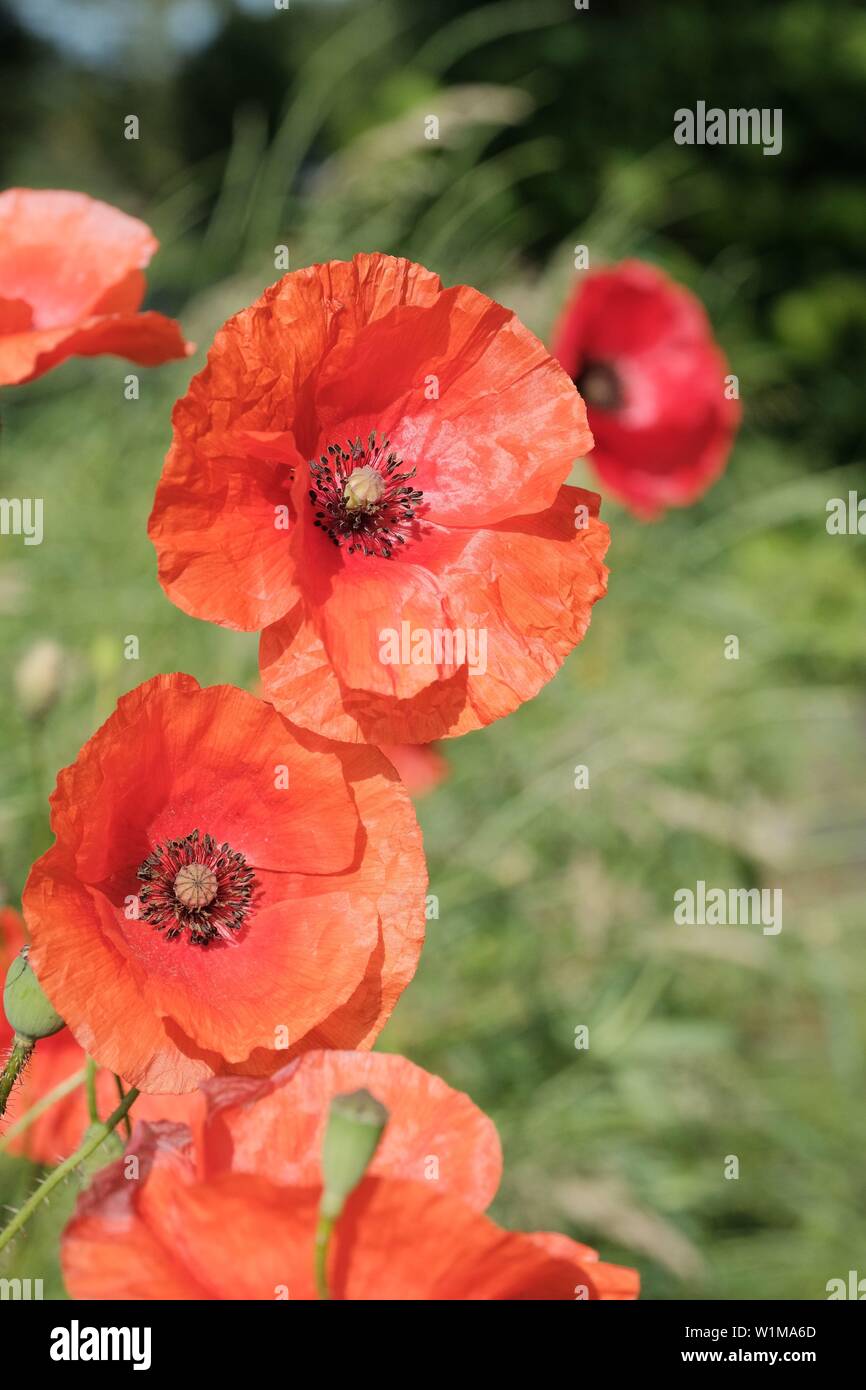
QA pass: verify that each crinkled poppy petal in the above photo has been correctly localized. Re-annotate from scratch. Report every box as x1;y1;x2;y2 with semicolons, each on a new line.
411;485;609;735
148;265;342;631
194;1050;502;1211
0;311;191;387
260;486;608;743
309;272;591;527
259;602;470;744
0;189;157;327
273;741;426;1054
131;881;379;1064
312;545;458;701
48;675;361;881
148;434;303;632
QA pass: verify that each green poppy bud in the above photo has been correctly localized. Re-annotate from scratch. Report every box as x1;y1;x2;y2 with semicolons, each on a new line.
320;1088;389;1219
3;947;65;1043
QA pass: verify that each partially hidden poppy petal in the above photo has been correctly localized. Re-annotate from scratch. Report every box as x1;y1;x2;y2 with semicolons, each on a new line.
0;189;191;386
194;1050;502;1211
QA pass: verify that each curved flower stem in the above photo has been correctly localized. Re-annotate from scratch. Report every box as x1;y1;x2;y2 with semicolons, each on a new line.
114;1074;132;1140
85;1057;99;1124
0;1085;139;1256
0;1066;87;1153
314;1213;335;1300
0;1036;34;1122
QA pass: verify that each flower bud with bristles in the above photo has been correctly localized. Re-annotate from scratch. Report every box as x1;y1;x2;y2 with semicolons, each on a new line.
3;946;65;1042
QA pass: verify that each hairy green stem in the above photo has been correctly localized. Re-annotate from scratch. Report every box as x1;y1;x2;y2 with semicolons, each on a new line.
0;1085;139;1255
0;1036;34;1122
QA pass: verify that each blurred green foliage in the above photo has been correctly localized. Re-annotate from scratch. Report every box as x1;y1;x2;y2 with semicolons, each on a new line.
0;0;864;1300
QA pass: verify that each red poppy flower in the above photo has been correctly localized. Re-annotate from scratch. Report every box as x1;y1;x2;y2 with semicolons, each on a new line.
0;189;191;386
21;675;427;1095
380;743;448;798
62;1050;638;1300
149;254;609;744
0;908;195;1162
552;260;740;518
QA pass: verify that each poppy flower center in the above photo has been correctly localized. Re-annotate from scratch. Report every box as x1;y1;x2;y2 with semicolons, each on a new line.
575;360;623;412
136;828;256;946
308;431;423;558
174;862;218;909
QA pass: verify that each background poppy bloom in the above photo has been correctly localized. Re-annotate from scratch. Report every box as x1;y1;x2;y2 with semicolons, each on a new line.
22;674;427;1094
0;189;191;386
62;1050;638;1300
149;254;609;744
380;743;448;798
0;908;194;1162
552;260;740;518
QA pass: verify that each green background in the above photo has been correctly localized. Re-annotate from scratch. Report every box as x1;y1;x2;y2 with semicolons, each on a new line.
1;0;864;1299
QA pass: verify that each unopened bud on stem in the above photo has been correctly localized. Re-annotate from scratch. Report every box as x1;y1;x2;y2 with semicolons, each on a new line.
315;1088;389;1299
3;946;65;1043
320;1088;389;1218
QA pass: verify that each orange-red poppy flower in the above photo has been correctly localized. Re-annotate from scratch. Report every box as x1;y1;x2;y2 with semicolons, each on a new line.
552;260;740;518
0;189;191;386
0;908;194;1162
381;743;448;798
149;254;609;744
21;675;427;1095
62;1050;638;1300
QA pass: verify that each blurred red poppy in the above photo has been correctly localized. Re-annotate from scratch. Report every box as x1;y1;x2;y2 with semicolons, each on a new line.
552;260;739;517
0;189;191;386
380;743;448;797
149;253;609;744
62;1050;638;1300
22;675;427;1095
